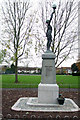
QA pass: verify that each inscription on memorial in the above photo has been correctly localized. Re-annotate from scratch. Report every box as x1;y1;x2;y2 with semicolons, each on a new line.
45;66;52;76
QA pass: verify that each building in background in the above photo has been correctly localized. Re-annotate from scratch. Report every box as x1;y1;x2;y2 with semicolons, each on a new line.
1;65;72;75
56;67;72;75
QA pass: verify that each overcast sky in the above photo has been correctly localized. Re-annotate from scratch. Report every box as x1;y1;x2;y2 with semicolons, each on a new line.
0;0;79;67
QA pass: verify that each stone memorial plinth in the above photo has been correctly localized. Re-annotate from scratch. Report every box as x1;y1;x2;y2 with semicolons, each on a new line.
38;50;59;104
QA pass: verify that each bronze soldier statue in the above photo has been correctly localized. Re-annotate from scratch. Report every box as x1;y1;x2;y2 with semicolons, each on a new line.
46;4;56;51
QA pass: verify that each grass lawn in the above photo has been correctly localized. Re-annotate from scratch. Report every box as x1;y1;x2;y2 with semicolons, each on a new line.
1;74;80;88
56;75;80;88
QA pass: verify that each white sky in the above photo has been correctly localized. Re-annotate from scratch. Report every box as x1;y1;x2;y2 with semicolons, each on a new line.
0;0;79;67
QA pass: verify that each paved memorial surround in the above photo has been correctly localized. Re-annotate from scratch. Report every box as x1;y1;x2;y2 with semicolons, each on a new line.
11;97;80;112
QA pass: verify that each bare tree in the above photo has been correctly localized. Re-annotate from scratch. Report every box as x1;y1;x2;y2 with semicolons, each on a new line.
35;0;78;67
1;0;35;83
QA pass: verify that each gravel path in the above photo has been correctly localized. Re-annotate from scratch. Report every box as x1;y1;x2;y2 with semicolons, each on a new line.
2;88;80;92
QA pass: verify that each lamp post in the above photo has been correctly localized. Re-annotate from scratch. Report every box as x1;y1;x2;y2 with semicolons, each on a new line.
52;4;56;12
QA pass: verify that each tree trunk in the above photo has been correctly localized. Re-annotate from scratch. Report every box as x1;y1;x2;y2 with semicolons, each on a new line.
15;57;18;83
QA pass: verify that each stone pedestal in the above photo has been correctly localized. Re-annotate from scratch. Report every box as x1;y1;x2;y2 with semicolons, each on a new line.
41;51;56;84
38;83;59;104
38;50;59;104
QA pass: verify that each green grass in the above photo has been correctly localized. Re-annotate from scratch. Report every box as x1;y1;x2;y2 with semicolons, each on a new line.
56;75;80;88
1;74;80;88
2;74;41;88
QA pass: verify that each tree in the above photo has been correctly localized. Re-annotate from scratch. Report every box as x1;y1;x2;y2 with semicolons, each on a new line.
1;0;35;83
11;63;15;73
0;50;6;63
76;62;80;72
71;63;78;73
34;0;78;67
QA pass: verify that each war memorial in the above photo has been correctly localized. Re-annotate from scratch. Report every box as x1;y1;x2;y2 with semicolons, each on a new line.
11;4;79;112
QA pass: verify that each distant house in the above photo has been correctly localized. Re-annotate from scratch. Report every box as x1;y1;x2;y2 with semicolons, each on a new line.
56;67;72;74
0;65;41;74
18;66;41;74
0;65;72;75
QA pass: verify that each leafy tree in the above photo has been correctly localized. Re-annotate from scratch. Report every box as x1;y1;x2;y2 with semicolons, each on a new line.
5;63;15;74
0;49;6;63
1;0;35;82
76;62;80;72
11;63;15;73
71;63;79;73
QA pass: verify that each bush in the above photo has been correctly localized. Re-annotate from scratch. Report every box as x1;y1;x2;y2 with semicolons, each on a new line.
5;63;15;74
72;72;80;76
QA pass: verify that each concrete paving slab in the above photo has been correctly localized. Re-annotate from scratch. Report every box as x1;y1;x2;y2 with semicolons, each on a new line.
11;97;80;112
